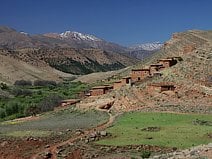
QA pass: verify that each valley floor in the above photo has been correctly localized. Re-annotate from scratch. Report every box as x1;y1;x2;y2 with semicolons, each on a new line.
0;103;211;159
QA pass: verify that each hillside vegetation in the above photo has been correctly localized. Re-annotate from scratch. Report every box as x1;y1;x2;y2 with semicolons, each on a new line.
0;81;88;121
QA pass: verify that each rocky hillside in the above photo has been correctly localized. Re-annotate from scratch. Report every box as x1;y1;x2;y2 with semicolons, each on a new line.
0;46;138;83
138;30;212;85
0;26;71;49
0;50;74;84
73;30;212;138
8;48;138;74
111;30;212;113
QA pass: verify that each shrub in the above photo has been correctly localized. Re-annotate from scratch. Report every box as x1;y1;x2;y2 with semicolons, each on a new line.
37;90;43;95
34;80;57;87
0;91;11;99
38;94;63;112
141;151;151;158
11;88;33;97
25;104;40;116
0;108;6;118
14;80;32;86
0;82;9;90
5;102;19;116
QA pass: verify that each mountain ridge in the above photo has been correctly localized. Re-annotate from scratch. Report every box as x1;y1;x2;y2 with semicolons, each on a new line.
0;26;162;54
129;42;163;51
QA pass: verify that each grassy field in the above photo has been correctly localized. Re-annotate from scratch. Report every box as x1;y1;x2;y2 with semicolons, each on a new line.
97;112;212;148
0;107;109;137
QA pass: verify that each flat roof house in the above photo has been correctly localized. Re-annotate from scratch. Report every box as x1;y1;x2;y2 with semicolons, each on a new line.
148;83;176;93
113;80;122;90
113;77;132;89
131;69;150;82
149;64;164;75
158;58;177;68
90;85;113;96
121;77;131;85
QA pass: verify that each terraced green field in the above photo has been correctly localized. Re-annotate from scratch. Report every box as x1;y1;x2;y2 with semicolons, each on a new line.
0;108;109;137
97;112;212;148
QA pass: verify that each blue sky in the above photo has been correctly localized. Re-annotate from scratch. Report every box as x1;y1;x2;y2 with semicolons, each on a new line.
0;0;211;46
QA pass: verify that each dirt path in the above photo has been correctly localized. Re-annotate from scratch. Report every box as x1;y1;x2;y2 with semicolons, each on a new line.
31;111;119;159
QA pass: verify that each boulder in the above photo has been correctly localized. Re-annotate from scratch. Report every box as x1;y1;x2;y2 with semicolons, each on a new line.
44;151;52;159
0;141;8;147
100;131;107;136
44;145;50;148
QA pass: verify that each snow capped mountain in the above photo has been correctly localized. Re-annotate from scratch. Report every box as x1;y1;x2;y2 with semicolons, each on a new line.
43;30;126;53
60;31;102;41
127;42;163;60
20;31;29;35
129;42;163;51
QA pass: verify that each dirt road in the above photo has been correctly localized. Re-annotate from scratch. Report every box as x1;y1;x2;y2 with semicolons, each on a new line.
31;111;119;159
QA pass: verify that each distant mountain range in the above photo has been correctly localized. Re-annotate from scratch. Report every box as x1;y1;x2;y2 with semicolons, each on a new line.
0;26;141;83
0;26;164;83
129;42;163;51
0;26;127;53
0;26;162;59
127;42;163;60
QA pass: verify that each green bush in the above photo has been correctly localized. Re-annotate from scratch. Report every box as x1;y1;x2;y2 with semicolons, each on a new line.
38;94;63;112
0;81;88;120
141;151;151;158
0;108;6;118
5;102;19;116
34;80;57;87
25;104;40;116
0;82;9;90
14;80;32;86
11;88;33;97
0;91;11;99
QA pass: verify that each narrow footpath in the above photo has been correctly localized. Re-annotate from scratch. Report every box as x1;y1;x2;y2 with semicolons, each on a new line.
31;110;119;159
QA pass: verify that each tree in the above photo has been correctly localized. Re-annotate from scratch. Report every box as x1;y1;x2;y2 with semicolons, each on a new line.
0;108;6;118
5;102;19;116
34;80;57;87
141;151;151;158
25;105;40;116
11;88;33;97
38;94;63;112
14;80;32;86
0;82;8;90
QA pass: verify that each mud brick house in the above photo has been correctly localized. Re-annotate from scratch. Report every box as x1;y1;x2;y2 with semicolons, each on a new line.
148;83;175;93
113;77;132;89
149;64;164;75
76;90;91;98
121;77;131;85
131;69;150;82
158;58;177;68
90;85;113;96
113;81;122;89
